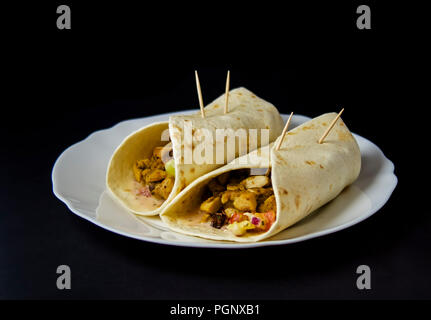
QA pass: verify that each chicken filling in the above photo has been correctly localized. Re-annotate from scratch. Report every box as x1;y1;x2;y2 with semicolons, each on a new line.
199;169;276;236
132;143;175;201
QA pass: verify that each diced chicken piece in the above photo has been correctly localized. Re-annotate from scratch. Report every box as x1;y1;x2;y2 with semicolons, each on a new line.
152;146;164;159
241;175;270;189
200;196;222;214
258;195;276;213
133;162;143;182
134;158;154;183
135;159;146;169
150;158;165;170
233;191;257;212
146;169;167;183
201;213;210;223
248;187;274;203
136;158;151;169
222;201;235;211
226;184;245;191
221;192;230;204
144;159;152;167
140;169;151;182
248;187;273;197
154;176;174;200
216;172;230;185
220;191;240;204
208;179;225;193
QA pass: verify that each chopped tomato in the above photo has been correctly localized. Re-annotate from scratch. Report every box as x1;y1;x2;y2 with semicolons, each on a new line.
263;210;276;230
229;212;247;224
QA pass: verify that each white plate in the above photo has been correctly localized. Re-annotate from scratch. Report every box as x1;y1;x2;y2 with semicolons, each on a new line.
52;111;397;248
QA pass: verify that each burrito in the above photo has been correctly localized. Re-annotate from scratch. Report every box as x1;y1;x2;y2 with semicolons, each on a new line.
160;113;361;242
106;87;284;216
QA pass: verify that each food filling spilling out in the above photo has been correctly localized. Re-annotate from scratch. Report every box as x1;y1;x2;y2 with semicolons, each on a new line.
200;169;276;236
132;142;175;203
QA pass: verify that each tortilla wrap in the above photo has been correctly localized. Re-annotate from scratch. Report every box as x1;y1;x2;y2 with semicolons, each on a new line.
106;87;284;216
160;113;361;242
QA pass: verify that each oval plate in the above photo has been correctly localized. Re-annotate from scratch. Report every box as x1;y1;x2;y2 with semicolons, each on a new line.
52;112;397;248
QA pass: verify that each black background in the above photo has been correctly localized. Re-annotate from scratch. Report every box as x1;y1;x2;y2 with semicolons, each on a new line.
1;1;428;301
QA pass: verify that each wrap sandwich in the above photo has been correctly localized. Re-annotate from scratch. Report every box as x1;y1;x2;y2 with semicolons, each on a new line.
160;113;361;242
106;87;284;216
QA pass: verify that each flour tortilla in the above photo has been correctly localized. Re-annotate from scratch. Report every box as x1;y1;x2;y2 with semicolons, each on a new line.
160;113;361;242
106;87;284;216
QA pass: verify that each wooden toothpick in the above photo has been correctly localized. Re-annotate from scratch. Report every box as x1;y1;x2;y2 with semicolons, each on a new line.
275;112;294;151
318;108;344;144
195;70;205;118
224;70;230;114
